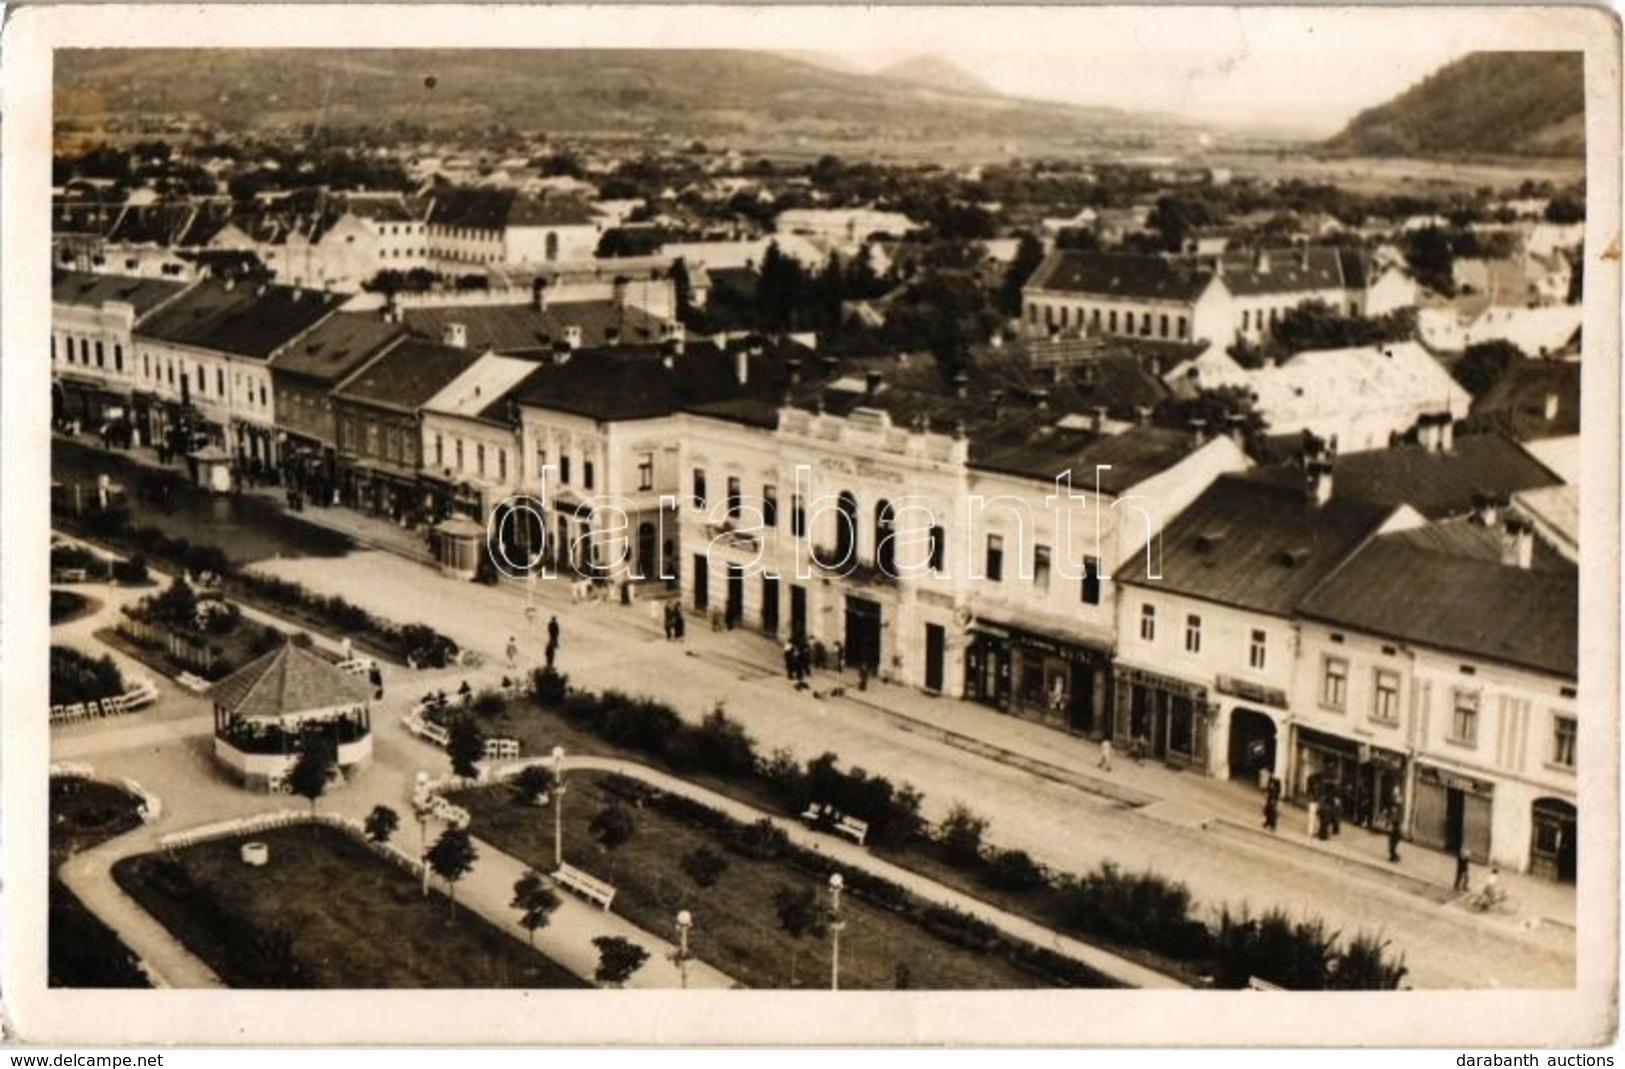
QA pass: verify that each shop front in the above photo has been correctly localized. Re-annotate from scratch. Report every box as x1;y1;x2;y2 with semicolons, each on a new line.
1112;665;1211;770
54;373;128;432
1289;726;1408;828
1411;762;1494;863
966;619;1112;735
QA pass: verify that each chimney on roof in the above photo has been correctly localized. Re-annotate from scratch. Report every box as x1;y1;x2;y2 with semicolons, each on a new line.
443;322;467;349
1090;406;1107;433
1306;458;1334;507
1544;391;1560;421
660;320;686;355
1418;411;1454;453
612;275;629;308
864;369;883;401
1031;388;1050;410
1135;404;1153;427
532;277;549;312
952;371;970;400
564;325;583;351
1254;248;1271;275
1502;517;1535;570
552;340;573;365
1188;418;1207;447
733;346;751;386
787;357;803;387
605;326;621;347
1471;491;1503;528
821;354;839;379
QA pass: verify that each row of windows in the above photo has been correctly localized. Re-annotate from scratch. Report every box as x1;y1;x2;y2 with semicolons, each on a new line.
433;434;509;482
1319;656;1401;723
1140;604;1267;669
54;335;122;373
130;350;269;408
1031;302;1190;341
534;446;595;491
341;418;419;464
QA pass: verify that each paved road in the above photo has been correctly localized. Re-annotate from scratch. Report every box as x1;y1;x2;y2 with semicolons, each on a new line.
242;546;1576;989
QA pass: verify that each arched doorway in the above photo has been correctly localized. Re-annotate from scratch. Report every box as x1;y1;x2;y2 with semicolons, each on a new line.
1531;798;1577;882
834;491;858;566
637;522;657;580
1228;708;1276;783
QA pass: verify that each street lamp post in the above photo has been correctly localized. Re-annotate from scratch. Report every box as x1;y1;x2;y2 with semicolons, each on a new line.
828;873;846;992
551;745;567;870
675;909;693;990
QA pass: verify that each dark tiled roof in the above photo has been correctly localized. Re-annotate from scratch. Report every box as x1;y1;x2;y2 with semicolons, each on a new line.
51;270;189;317
429;188;598;230
1299;534;1577;678
135;280;346;360
1121;474;1393;616
1385;517;1571;573
1218;247;1351;297
333;338;482;413
211;642;373;719
518;343;801;422
402;300;667;354
272;311;409;384
1470;359;1581;439
1246;434;1562;520
971;423;1203;493
1026;250;1211;302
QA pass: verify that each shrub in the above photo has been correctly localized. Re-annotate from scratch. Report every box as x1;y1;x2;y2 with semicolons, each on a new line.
513;764;554;805
680;845;729;888
596;691;682;754
984;848;1048;893
472;689;508;718
400;624;458;668
725;818;790;862
1054;863;1209;961
531;666;568;705
674;704;757;777
50;646;126;705
111;554;149;584
1333;932;1409;990
937;803;989;869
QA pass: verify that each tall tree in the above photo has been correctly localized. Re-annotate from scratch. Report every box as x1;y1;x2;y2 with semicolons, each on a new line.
364;804;400;844
998;233;1046;317
773;884;827;988
447;715;486;780
592;936;649;988
426;826;479;918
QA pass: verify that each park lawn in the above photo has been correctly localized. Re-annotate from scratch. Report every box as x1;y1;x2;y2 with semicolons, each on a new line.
465;698;1199;985
49;778;150;987
113;824;585;989
455;773;1064;990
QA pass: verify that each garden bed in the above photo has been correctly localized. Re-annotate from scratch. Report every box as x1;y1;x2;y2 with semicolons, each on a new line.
49;646;128;707
50;589;100;626
112;824;585;989
453;772;1113;990
49;778;149;988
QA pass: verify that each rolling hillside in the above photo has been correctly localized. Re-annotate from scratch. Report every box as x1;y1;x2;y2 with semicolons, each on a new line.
1324;51;1585;159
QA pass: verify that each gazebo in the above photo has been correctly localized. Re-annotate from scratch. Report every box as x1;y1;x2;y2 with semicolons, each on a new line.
431;514;486;580
189;444;234;493
211;642;375;790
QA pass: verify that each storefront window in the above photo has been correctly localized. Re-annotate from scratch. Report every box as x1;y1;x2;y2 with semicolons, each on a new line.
1169;695;1196;756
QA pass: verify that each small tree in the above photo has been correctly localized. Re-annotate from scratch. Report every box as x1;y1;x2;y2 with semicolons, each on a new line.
286;736;336;813
681;845;729;889
593;935;649;988
426;826;479;918
446;715;486;780
364;804;400;844
513;764;555;806
773;884;827;988
1452;340;1524;398
938;803;989;869
511;869;563;947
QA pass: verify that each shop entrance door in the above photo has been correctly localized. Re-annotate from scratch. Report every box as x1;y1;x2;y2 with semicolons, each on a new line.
923;624;945;692
1228;709;1277;782
845;596;882;673
1068;663;1096;734
789;585;806;642
1531;798;1577;882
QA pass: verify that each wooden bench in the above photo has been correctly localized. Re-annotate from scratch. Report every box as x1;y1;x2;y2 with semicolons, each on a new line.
177;672;211;694
553;863;616;910
801;803;869;846
56;568;89;584
483;738;521;760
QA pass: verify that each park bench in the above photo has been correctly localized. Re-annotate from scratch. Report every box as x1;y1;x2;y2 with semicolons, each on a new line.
801;802;869;846
55;568;89;584
335;657;371;677
552;863;616;910
483;738;520;760
177;672;211;694
123;678;161;710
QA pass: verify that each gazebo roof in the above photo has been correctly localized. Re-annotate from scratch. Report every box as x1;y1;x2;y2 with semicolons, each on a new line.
212;642;373;720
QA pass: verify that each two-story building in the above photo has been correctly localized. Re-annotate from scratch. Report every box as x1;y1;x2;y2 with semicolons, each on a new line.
1295;517;1578;878
330;332;481;523
51;270;193;437
131;278;346;474
418;352;540;527
426;187;602;270
269;310;410;504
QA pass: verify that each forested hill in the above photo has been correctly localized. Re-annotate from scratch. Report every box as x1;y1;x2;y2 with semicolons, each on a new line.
1324;52;1585;159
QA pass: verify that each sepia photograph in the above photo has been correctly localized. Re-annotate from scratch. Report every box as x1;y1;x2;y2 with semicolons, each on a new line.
1;2;1619;1050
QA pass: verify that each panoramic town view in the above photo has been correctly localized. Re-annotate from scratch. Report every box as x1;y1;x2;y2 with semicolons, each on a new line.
44;45;1585;998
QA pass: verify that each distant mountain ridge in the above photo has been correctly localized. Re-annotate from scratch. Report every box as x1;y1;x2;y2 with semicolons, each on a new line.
875;55;997;97
55;48;1181;147
1324;51;1584;159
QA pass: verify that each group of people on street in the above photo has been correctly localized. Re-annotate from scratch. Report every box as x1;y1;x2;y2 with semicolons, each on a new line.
500;615;563;670
661;601;686;641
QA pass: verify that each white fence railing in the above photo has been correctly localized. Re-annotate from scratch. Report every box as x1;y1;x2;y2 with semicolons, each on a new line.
157;809;427;880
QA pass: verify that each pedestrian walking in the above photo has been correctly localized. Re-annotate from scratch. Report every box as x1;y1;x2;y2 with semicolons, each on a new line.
368;662;384;700
833;640;845;674
1454;847;1472;891
1097;739;1114;772
544;640;557;670
662;602;675;640
1328;793;1343;837
547;615;561;649
672;607;685;641
1387;817;1403;863
782;639;796;681
1262;795;1279;832
505;636;519;669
